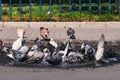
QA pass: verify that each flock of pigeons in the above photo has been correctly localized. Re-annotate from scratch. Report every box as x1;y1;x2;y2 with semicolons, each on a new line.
0;27;120;66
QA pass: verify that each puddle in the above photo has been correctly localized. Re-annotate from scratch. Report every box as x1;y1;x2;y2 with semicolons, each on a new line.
0;40;120;69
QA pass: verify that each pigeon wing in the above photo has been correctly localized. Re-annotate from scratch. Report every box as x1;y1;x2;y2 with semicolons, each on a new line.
97;34;105;49
95;34;105;61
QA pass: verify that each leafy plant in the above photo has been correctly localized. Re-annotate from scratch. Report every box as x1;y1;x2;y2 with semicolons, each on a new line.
0;4;120;21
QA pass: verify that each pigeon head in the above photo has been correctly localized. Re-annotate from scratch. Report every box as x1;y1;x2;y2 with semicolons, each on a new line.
40;27;44;30
17;27;25;38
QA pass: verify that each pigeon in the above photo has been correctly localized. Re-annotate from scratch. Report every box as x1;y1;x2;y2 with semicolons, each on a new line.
67;27;76;39
40;27;49;39
17;27;25;38
95;34;105;61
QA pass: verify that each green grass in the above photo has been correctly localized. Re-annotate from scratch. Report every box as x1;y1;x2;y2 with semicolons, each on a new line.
1;4;120;21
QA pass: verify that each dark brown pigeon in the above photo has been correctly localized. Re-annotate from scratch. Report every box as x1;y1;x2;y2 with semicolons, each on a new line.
67;27;76;39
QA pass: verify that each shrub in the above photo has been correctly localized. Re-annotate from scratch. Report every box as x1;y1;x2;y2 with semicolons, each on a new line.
0;4;119;21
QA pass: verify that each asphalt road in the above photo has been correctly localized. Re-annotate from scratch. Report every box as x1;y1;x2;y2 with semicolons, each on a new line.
0;64;120;80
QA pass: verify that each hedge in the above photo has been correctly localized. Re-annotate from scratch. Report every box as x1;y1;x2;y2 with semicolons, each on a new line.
1;0;115;4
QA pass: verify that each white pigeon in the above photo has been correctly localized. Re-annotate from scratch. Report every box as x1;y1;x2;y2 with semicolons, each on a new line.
12;27;25;51
59;42;69;62
12;37;23;51
49;38;58;48
95;34;105;61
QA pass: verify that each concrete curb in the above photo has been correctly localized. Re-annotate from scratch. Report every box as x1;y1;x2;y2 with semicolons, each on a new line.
0;22;120;28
